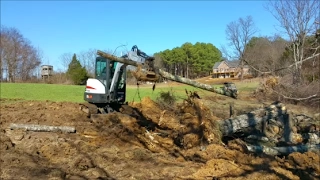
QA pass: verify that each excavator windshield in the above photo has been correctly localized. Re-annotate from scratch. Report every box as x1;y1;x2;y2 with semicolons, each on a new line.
96;57;107;79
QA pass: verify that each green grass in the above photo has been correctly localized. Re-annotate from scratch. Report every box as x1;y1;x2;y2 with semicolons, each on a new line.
234;81;260;92
0;83;204;103
0;81;259;103
0;83;86;102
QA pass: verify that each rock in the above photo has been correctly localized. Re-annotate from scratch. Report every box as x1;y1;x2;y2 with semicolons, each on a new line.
84;168;107;179
48;169;66;179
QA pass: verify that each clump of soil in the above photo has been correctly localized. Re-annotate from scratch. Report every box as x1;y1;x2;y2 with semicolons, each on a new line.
1;97;319;180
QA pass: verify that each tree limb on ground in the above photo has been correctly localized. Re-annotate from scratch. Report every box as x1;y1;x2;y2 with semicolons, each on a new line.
158;69;237;98
246;143;320;156
273;90;318;101
9;124;76;133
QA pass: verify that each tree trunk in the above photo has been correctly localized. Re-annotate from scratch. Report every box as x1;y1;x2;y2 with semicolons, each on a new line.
10;123;76;133
240;59;244;81
218;102;286;136
158;69;236;98
246;144;320;156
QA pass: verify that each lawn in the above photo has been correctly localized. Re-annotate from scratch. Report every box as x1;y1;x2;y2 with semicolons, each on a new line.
0;83;86;102
0;81;259;103
0;82;208;103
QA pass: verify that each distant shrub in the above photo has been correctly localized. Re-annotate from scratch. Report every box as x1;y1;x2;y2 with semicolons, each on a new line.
156;88;177;110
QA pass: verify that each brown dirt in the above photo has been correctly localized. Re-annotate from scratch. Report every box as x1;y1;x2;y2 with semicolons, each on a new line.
1;97;319;180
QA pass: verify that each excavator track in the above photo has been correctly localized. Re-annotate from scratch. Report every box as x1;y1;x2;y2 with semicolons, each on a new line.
79;102;98;118
79;102;142;120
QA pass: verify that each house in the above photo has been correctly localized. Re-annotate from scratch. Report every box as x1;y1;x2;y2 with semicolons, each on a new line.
212;60;250;78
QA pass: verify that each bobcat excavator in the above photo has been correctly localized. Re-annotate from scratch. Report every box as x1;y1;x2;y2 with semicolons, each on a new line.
80;45;238;118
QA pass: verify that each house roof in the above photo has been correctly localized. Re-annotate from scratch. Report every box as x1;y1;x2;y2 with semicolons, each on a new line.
226;60;240;68
213;60;249;69
213;61;223;69
213;60;239;69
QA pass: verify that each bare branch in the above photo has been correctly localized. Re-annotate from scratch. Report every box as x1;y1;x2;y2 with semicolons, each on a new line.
265;0;320;84
244;52;320;74
273;90;318;101
59;52;73;72
0;25;42;81
225;15;258;80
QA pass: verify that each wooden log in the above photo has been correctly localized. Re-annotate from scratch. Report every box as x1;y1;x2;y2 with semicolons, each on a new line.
246;143;320;156
9;124;76;133
294;114;320;133
158;69;236;98
218;102;286;136
97;50;140;67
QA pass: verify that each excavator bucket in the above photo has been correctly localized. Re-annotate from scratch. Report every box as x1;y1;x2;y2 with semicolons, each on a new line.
131;65;160;82
97;50;160;82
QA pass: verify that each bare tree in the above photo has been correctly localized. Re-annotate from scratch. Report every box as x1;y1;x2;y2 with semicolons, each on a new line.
0;27;7;81
265;0;320;85
244;35;288;77
62;48;116;77
19;41;42;80
0;25;42;82
59;52;73;72
225;15;258;80
78;48;98;77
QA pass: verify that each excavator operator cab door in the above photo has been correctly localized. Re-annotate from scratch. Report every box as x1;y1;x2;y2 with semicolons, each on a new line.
95;57;110;87
95;57;126;103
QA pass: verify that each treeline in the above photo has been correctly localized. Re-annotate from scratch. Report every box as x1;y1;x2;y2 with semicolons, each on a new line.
0;25;42;82
154;42;223;79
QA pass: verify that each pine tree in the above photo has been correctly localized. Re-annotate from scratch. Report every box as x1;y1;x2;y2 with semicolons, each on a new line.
66;53;88;85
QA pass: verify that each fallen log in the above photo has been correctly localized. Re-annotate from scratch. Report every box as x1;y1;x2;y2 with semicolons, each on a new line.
246;143;320;156
158;69;236;98
218;102;286;136
9;124;76;133
293;114;320;133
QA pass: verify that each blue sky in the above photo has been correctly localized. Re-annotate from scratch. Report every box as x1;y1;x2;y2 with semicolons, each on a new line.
1;1;280;71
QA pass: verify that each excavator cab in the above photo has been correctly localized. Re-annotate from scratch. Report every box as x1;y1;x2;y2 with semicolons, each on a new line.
84;56;126;108
82;45;156;115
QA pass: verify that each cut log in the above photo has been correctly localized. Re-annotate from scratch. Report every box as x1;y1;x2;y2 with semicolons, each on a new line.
218;102;286;136
97;50;140;67
9;124;76;133
246;143;320;156
293;114;320;133
158;69;236;98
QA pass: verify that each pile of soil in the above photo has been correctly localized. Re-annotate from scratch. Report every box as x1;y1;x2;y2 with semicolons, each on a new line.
1;97;319;180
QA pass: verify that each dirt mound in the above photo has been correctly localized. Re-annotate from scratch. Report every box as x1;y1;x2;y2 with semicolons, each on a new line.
1;98;319;179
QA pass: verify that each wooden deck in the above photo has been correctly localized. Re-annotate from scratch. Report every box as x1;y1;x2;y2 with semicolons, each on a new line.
211;71;239;78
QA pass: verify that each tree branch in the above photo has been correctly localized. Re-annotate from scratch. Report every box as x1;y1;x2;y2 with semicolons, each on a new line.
273;90;318;101
244;52;320;74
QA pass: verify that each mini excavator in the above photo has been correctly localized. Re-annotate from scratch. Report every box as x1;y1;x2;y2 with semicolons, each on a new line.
80;45;159;117
80;45;238;118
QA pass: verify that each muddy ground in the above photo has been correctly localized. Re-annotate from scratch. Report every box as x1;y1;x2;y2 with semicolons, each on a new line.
0;93;319;180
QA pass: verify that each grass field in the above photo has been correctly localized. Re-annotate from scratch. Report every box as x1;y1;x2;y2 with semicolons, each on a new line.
0;80;259;103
